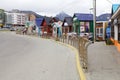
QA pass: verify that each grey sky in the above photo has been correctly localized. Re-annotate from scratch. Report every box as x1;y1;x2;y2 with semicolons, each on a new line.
0;0;120;16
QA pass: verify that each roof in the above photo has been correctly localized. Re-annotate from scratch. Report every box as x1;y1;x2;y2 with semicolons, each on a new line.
63;17;72;26
35;17;44;27
97;13;111;21
74;13;93;21
44;17;52;25
50;17;59;23
53;17;59;22
111;4;120;15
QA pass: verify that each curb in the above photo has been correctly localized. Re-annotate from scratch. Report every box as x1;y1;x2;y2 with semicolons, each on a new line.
56;41;86;80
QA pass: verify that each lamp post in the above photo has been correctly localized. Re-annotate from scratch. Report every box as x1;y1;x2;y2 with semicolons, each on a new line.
93;0;96;42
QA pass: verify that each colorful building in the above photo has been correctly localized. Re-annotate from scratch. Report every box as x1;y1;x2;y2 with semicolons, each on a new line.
0;9;5;28
73;13;94;35
111;4;120;51
41;17;52;36
35;17;44;35
62;17;73;34
52;21;63;38
96;13;111;41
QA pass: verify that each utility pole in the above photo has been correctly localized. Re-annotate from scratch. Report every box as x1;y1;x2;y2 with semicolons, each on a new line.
93;0;96;42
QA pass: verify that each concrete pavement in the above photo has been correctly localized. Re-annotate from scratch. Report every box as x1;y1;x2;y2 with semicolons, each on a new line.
0;32;79;80
87;42;120;80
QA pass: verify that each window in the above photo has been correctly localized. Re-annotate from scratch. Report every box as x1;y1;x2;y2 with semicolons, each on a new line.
100;28;103;34
111;20;114;38
96;28;103;37
96;28;99;34
118;24;120;42
99;28;103;37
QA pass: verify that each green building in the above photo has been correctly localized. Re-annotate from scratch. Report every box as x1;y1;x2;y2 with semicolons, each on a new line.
0;9;5;28
73;13;94;35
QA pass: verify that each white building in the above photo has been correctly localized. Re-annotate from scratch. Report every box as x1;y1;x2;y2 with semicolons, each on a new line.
11;12;28;26
5;9;29;27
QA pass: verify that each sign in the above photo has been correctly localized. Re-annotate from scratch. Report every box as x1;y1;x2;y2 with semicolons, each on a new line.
106;26;111;38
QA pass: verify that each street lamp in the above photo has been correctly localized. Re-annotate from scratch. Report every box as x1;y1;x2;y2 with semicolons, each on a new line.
89;8;93;14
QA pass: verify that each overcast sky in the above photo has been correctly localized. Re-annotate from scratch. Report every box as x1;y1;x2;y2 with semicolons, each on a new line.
0;0;120;16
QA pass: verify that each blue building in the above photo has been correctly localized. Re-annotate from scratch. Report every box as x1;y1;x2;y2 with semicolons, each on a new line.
35;17;44;35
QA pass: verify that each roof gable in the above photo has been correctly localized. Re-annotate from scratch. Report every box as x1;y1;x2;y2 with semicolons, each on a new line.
53;17;59;22
63;17;72;26
35;17;44;27
97;13;111;21
44;17;52;25
74;13;93;21
112;4;120;15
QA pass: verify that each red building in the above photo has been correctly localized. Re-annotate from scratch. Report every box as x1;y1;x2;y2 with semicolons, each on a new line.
41;17;52;36
40;17;59;36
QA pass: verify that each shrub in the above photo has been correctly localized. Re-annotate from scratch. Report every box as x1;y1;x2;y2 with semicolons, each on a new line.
55;37;59;41
106;38;114;45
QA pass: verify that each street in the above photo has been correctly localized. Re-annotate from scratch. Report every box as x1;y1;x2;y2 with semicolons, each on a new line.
0;32;79;80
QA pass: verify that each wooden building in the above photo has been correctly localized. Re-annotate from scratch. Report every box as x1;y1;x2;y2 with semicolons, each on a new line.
62;17;73;34
41;17;52;36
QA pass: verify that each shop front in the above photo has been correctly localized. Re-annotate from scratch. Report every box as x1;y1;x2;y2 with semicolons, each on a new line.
111;5;120;51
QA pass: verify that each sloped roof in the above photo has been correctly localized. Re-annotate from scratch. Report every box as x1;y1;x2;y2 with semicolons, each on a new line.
56;11;71;21
74;13;93;21
63;17;72;26
111;4;120;15
50;17;59;23
44;17;52;25
35;17;44;27
97;13;111;21
53;17;59;22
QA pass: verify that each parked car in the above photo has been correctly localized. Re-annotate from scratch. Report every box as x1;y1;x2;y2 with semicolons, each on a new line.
88;33;93;41
10;27;15;31
80;32;93;41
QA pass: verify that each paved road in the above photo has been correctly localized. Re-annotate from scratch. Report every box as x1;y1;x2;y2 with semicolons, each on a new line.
0;32;79;80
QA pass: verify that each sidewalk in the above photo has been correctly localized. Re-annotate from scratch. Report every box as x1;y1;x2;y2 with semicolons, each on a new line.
86;42;120;80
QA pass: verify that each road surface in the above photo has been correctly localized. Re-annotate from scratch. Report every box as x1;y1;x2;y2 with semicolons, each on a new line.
0;32;79;80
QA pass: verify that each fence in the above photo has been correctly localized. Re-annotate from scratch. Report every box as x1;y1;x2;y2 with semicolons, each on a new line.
58;34;92;72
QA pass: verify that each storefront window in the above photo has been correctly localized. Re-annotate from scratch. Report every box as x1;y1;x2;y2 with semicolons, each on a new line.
96;28;103;37
100;28;103;37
